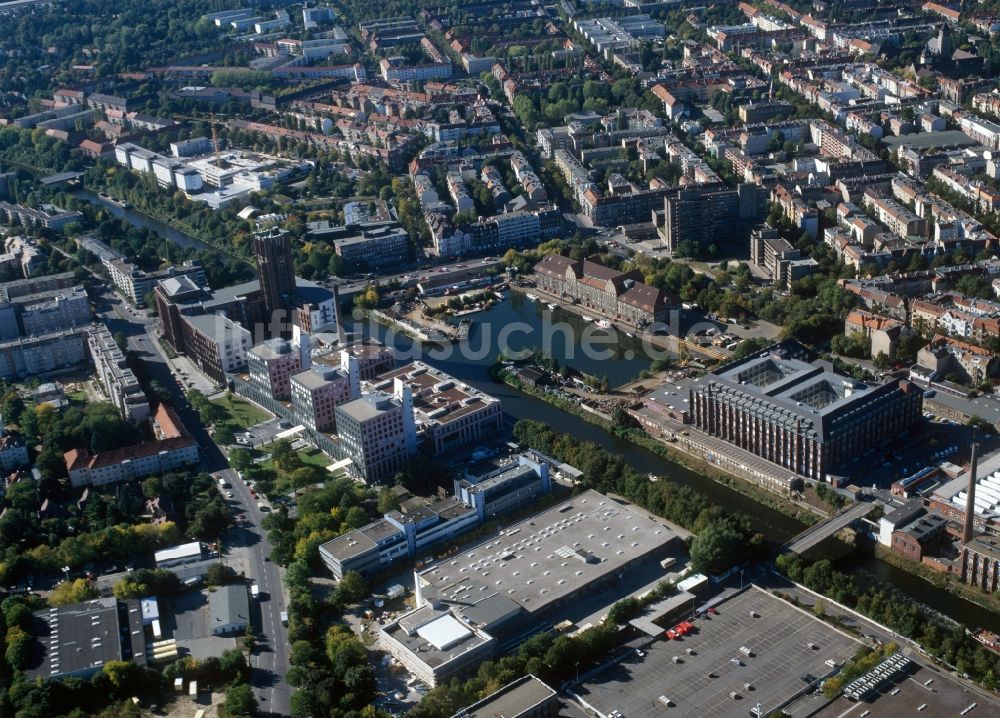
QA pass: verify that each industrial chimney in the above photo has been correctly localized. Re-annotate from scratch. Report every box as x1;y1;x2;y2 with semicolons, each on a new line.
963;442;980;545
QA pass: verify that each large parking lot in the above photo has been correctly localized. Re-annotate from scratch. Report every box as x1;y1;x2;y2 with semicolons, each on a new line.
812;662;985;718
573;588;859;718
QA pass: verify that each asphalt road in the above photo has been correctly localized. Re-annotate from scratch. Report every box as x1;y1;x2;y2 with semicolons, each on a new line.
94;289;292;716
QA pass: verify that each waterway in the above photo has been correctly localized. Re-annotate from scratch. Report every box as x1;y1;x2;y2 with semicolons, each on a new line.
68;187;213;253
96;198;1000;633
368;303;1000;633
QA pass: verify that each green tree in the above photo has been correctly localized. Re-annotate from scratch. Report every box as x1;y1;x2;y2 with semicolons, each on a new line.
223;683;257;718
337;570;367;604
49;578;98;605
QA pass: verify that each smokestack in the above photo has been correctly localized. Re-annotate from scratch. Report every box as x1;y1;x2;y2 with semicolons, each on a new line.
963;442;980;545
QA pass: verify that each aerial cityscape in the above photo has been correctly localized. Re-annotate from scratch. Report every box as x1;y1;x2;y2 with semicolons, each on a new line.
5;0;1000;717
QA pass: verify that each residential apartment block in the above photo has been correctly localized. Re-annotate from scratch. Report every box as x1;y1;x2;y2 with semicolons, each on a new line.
0;328;89;380
64;404;199;487
88;325;151;423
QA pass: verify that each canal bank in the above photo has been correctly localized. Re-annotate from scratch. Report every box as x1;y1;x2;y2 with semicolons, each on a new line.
68;187;236;256
83;195;1000;633
366;314;1000;633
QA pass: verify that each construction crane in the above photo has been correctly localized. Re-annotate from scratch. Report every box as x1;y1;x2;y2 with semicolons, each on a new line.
173;113;225;163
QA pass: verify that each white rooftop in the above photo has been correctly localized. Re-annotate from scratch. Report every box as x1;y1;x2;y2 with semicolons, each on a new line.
416;614;472;651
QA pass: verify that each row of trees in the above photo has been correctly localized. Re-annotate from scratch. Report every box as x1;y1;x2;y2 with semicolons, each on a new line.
260;477;387;718
777;554;1000;688
511;419;768;573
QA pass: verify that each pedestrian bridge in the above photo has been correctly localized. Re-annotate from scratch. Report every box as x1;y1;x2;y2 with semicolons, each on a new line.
783;501;880;555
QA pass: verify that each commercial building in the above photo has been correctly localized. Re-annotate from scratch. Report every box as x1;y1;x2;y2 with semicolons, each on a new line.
689;342;923;482
450;675;558;718
290;353;360;432
154;230;337;375
307;221;410;272
381;490;680;685
88;325;151;423
370;362;503;455
154;541;205;569
64;404;199;487
248;335;310;401
319;453;553;579
328;339;394;381
25;597;146;680
335;382;417;485
253;227;296;320
209;585;250;635
378;603;495;687
533;255;676;327
454;452;552;523
154;276;252;384
180;313;252;384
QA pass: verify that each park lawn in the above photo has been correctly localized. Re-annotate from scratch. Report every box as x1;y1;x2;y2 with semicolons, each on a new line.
67;389;88;403
212;395;270;428
260;447;331;472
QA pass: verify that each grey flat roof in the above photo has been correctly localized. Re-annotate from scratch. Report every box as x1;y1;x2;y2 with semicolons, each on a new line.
336;392;398;423
453;675;556;718
291;365;344;390
183;312;242;336
575;588;859;718
320;518;403;562
418;489;676;618
883;130;979;150
382;605;492;669
26;597;145;679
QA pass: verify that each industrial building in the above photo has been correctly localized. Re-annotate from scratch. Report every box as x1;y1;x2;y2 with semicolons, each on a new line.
319;453;553;579
450;675;558;718
689;342;923;482
378;490;680;685
574;588;858;718
25;597;146;680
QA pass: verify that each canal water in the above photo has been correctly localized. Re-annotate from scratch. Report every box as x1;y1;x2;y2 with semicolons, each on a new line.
368;302;1000;632
69;187;214;252
93;198;1000;632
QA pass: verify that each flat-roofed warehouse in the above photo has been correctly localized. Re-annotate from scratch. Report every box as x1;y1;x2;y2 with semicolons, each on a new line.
415;489;680;628
26;597;146;680
450;674;558;718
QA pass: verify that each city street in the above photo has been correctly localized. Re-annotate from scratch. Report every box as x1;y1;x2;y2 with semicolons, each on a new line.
93;289;292;716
